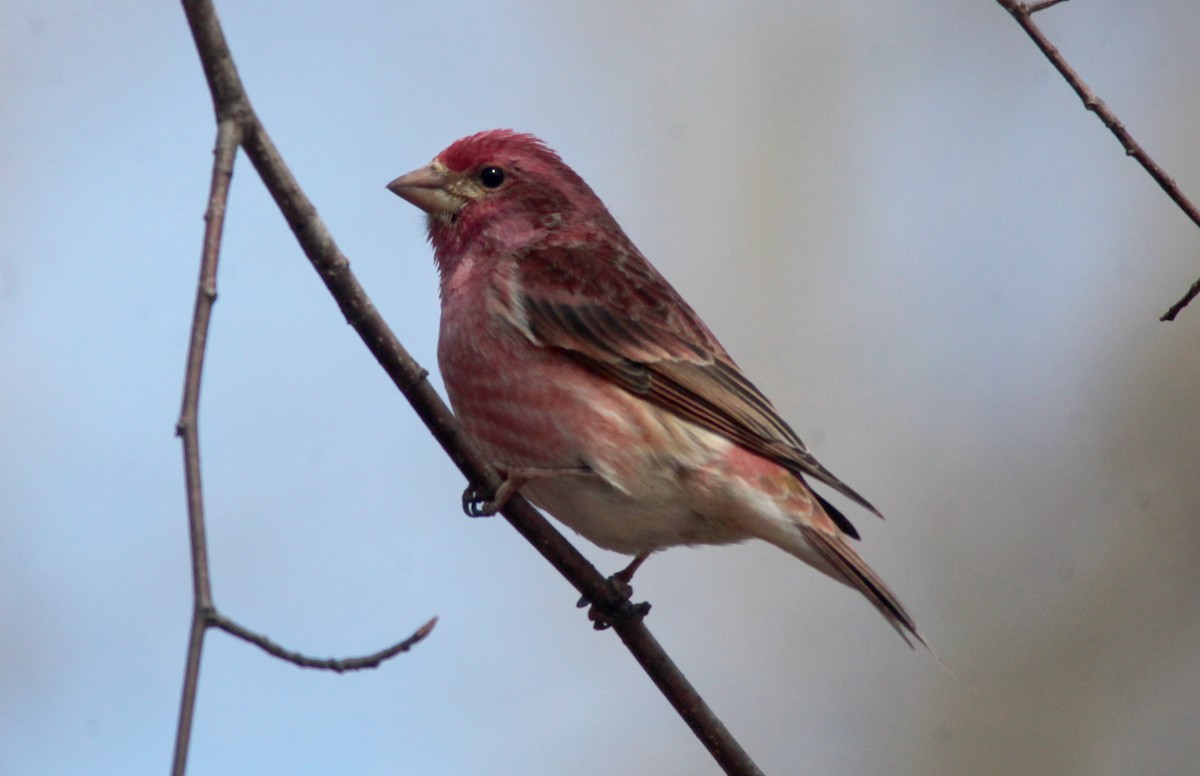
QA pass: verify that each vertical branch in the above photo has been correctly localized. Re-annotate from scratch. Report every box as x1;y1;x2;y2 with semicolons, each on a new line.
171;116;241;776
169;73;435;776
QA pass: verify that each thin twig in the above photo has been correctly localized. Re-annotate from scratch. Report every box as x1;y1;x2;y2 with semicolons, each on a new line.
172;7;436;775
171;116;239;776
996;0;1200;320
179;1;764;774
1026;0;1068;14
1161;277;1200;321
213;613;438;672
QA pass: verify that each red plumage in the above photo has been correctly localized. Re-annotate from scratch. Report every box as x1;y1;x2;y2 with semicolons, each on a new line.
388;130;924;646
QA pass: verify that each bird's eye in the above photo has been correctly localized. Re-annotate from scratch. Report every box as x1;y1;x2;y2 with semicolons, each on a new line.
479;166;505;188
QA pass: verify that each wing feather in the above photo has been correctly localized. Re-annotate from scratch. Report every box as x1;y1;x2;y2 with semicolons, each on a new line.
515;245;879;535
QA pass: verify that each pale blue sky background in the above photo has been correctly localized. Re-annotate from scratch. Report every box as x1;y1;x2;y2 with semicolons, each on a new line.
3;2;1200;774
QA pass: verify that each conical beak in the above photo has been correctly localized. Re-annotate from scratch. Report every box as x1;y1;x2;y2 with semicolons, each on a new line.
386;161;465;216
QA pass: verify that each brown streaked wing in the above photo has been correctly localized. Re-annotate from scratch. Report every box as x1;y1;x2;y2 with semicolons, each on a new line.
515;248;882;531
646;359;881;517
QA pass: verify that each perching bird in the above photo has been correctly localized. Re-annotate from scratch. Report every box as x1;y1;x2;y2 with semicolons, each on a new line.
388;130;923;646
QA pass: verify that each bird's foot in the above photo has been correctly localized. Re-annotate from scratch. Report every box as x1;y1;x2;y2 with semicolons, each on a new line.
461;464;594;518
589;599;652;631
576;553;652;630
461;487;494;517
462;476;522;518
577;580;651;630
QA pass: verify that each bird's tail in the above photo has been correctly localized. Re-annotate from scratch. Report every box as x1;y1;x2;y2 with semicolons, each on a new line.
794;523;928;650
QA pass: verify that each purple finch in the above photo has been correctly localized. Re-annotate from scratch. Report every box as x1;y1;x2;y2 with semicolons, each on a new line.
389;130;923;646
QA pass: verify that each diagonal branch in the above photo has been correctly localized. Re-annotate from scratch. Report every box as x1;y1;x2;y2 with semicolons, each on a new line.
1161;276;1200;322
996;0;1200;320
178;1;764;774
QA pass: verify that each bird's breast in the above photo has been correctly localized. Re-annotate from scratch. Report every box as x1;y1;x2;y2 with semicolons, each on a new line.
434;261;814;555
438;294;643;471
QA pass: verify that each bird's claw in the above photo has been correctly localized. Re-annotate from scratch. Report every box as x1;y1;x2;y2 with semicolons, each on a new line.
577;574;650;630
461;485;500;518
589;599;652;631
462;470;525;518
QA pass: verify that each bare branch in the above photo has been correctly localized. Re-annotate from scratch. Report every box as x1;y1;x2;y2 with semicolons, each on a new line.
1161;277;1200;322
1026;0;1068;14
213;613;438;672
171;6;438;775
996;0;1200;320
177;1;765;774
171;115;239;776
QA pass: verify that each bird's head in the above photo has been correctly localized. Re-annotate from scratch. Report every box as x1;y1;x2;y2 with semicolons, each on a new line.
388;130;613;267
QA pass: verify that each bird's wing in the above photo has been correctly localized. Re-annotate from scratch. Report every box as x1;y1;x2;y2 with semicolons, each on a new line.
512;244;880;535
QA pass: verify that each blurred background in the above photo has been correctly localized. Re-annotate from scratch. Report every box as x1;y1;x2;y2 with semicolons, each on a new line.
2;1;1199;774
